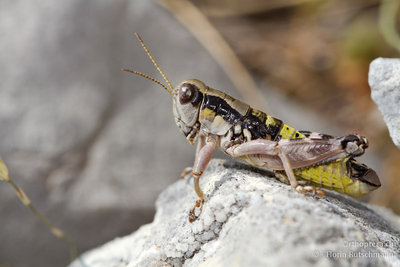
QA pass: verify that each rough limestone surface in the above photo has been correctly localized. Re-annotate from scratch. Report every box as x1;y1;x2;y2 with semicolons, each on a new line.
369;58;400;148
70;159;400;267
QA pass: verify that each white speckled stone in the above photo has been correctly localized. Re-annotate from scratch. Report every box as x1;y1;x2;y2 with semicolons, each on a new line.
70;159;400;267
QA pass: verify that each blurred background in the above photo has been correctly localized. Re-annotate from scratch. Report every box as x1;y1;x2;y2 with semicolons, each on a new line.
0;0;399;266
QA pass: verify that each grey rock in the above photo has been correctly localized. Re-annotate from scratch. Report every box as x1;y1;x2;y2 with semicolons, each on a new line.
70;159;400;267
369;58;400;148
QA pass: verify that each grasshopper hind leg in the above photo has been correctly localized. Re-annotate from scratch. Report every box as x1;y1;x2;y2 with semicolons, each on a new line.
275;171;325;196
295;184;325;196
277;149;325;196
228;138;329;197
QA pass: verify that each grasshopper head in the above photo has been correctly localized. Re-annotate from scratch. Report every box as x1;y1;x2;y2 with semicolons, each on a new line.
340;134;369;157
172;79;206;144
122;33;205;145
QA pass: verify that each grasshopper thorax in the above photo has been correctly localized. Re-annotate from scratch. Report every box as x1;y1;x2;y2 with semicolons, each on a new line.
173;79;206;144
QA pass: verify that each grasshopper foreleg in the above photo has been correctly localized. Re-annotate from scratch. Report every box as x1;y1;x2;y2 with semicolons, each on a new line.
188;135;217;222
181;135;205;179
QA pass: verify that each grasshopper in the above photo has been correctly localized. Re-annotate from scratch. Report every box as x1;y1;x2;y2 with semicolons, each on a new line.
123;33;380;222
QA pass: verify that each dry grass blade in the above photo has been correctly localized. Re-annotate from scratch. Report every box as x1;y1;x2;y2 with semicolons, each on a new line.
0;158;78;261
157;0;269;112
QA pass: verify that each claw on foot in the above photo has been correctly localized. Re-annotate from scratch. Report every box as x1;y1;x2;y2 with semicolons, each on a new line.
188;199;203;223
181;167;192;179
295;185;325;197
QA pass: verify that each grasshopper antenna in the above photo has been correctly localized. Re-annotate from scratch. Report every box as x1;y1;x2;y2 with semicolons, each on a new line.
122;33;174;96
121;68;173;96
134;33;174;92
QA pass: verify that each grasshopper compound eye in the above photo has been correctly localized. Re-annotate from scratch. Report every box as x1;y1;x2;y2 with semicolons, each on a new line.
179;83;197;104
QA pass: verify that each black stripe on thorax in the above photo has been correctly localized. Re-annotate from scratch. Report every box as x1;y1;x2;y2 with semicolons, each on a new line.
202;94;242;124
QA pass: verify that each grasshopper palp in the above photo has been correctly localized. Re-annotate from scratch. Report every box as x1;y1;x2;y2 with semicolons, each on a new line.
123;33;380;222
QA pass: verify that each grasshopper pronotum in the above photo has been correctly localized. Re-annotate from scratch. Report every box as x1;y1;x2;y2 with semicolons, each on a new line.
123;33;380;222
